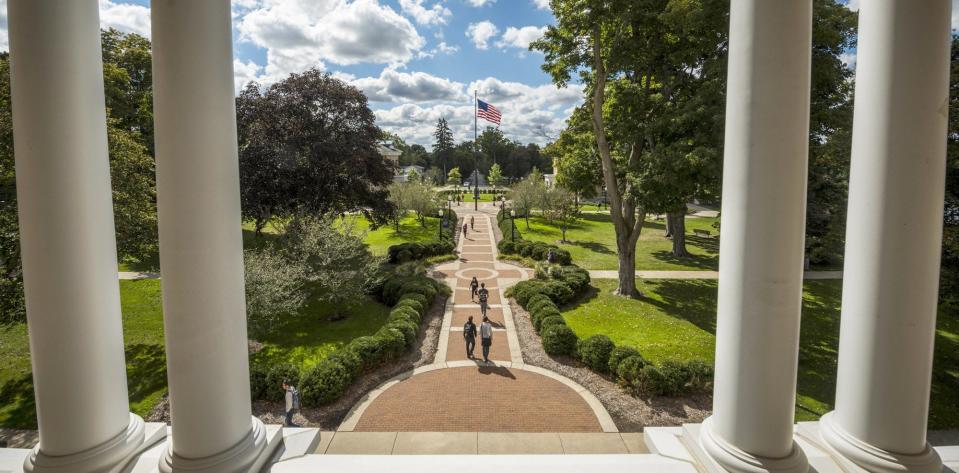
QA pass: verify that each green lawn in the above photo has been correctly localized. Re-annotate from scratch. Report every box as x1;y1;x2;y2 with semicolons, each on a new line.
0;278;392;429
351;214;443;256
508;213;720;271
561;279;959;428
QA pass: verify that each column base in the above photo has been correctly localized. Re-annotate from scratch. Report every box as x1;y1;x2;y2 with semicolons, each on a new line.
698;417;809;473
24;413;161;473
159;417;275;473
819;412;942;473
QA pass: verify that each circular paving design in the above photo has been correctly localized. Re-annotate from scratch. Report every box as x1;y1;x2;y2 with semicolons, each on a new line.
353;366;602;432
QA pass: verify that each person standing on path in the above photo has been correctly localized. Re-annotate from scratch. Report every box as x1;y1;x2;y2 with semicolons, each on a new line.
478;282;489;318
480;316;493;363
462;222;468;238
282;380;300;427
469;276;479;301
470;215;475;230
463;315;477;358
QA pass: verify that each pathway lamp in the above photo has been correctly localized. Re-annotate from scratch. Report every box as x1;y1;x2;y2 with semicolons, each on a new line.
510;208;516;242
438;209;444;240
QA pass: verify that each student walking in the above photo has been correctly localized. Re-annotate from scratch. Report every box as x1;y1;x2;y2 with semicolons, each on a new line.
478;283;489;317
480;316;493;363
463;315;477;358
469;276;479;301
282;380;300;427
462;222;468;238
470;215;475;229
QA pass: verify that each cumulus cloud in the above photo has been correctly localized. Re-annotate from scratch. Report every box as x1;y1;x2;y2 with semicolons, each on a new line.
237;0;425;84
99;0;151;38
466;20;498;49
398;0;451;25
234;59;263;93
351;67;465;103
467;0;496;6
532;0;550;10
497;25;545;50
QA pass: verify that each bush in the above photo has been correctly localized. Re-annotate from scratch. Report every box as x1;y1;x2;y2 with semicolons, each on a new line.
387;318;419;347
531;304;561;332
375;327;407;360
498;240;516;254
398;292;428;311
577;335;615;373
538;315;567;333
525;294;553;312
633;364;668;396
541;324;578;356
608;346;642;375
386;238;456;264
265;364;300;402
249;362;270;401
389;305;421;325
394;299;424;318
299;358;354;406
327;349;362;378
551;266;590;293
347;336;380;371
531;243;550;260
616;355;650;386
553;248;572;265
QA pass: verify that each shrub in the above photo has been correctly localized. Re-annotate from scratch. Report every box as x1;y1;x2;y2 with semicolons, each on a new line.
398;292;428;311
531;304;561;332
498;240;516;254
534;261;554;279
346;336;380;371
265;364;300;402
375;327;407;360
633;365;668;396
552;266;590;293
608;346;642;375
327;349;362;378
525;294;553;312
518;241;535;257
553;248;572;265
387;318;419;347
394;299;424;318
531;243;550;260
249;362;270;401
577;335;615;373
538;315;567;333
541;324;578;356
616;355;650;386
389;305;421;325
541;280;575;304
299;358;354;406
683;360;714;393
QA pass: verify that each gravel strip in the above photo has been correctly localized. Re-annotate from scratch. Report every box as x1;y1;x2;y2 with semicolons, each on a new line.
510;299;712;431
146;293;447;430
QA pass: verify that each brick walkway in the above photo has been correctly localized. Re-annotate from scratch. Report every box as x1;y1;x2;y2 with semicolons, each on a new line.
349;204;607;433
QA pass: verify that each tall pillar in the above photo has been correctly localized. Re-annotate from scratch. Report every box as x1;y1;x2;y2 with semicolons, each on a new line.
819;2;950;472
698;1;811;472
7;1;152;472
151;1;270;471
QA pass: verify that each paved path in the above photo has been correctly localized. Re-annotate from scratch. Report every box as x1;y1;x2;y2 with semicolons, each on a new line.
343;204;615;433
588;270;843;280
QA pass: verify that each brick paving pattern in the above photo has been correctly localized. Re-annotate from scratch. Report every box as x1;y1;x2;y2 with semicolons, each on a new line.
351;205;604;433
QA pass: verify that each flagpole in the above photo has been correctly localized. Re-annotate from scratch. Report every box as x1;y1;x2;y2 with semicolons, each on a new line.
473;89;478;210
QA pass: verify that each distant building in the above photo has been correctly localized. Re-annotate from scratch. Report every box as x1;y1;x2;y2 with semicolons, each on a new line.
394;165;425;183
376;142;401;170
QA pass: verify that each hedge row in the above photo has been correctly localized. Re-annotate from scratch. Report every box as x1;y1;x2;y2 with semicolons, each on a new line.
250;272;447;407
498;216;713;398
387;209;459;264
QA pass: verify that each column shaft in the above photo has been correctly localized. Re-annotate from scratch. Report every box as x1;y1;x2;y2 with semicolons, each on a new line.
8;0;147;470
152;0;267;469
821;2;950;472
701;1;811;472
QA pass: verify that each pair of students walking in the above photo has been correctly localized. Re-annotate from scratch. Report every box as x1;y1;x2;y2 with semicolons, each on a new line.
463;315;494;364
469;276;489;317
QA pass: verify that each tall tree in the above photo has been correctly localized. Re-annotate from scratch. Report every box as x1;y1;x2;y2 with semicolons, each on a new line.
432;118;455;174
101;28;154;152
236;69;394;232
487;163;505;190
546;112;603;201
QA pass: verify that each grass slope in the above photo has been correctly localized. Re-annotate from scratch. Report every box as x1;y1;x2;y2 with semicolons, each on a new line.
560;279;959;428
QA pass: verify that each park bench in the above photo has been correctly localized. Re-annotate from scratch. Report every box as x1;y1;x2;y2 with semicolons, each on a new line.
693;229;712;238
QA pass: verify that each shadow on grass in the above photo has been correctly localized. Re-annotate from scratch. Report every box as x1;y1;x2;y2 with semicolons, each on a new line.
650;249;718;271
567;240;616;255
0;343;167;430
641;279;718;335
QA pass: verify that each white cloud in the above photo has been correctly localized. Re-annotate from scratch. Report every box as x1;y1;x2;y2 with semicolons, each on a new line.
234;59;263;93
99;0;151;38
352;67;465;103
466;0;496;6
238;0;425;84
496;25;545;50
466;20;498;49
839;52;856;70
532;0;550;10
398;0;451;26
0;1;7;51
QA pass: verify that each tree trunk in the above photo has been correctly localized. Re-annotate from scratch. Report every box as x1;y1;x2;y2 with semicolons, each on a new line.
669;210;689;257
664;213;673;238
561;225;567;243
615;234;640;298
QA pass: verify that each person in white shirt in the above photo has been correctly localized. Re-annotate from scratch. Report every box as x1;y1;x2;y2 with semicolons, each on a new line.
479;316;493;364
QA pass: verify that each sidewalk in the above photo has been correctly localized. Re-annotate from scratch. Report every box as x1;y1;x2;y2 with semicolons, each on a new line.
587;270;843;280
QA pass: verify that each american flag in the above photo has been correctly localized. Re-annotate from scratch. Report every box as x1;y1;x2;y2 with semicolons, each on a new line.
477;99;501;125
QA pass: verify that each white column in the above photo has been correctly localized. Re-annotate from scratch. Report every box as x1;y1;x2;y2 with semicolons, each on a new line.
7;1;151;472
151;1;269;471
819;2;950;472
699;1;811;472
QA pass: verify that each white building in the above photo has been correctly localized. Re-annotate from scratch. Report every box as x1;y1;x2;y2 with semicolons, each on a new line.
1;1;956;473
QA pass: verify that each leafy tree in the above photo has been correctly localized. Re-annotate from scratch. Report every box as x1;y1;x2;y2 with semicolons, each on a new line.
236;69;394;233
244;247;307;336
425;166;445;185
550;187;581;243
487;163;505;190
282;215;381;319
0;53;23;324
447;167;462;188
546;114;603;201
107;122;158;262
509;170;545;228
101;28;154;152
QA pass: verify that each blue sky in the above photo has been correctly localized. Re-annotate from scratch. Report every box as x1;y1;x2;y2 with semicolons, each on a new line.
0;0;581;146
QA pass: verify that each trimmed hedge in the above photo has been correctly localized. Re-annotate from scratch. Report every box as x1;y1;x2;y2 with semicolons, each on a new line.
577;335;615;373
538;315;567;333
253;270;448;408
541;324;578;356
386;209;459;263
608;346;643;375
498;238;572;265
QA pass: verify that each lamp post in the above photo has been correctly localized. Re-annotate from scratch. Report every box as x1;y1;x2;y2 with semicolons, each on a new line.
438;209;444;240
510;208;516;242
447;195;452;214
473;169;480;211
500;195;505;210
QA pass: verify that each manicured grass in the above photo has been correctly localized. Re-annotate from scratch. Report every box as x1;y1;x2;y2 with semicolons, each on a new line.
351;214;443;256
508;212;720;271
447;191;506;202
250;296;391;369
0;278;393;429
561;279;959;428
